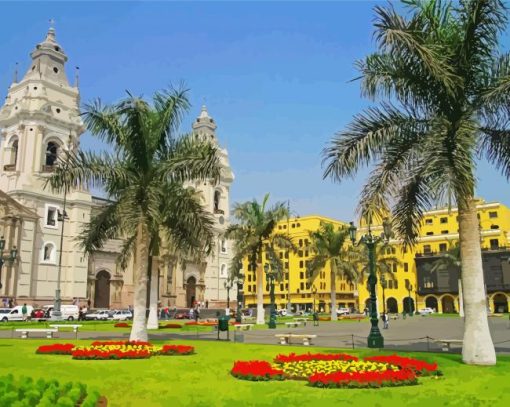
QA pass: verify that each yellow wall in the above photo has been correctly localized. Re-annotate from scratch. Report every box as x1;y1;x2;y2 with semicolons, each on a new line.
243;215;356;312
242;200;510;314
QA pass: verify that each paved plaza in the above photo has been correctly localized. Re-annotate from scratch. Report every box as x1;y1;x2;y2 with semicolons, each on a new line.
2;316;509;354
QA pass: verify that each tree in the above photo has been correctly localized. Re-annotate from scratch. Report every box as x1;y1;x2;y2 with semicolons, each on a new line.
226;194;293;324
47;88;220;341
307;222;361;321
323;0;509;364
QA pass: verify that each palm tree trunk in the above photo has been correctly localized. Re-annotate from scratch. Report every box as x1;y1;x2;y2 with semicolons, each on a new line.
458;198;496;365
147;256;159;330
256;263;265;324
129;222;149;342
330;264;337;321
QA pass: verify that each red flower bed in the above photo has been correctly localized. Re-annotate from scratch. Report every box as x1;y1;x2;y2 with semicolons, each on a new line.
72;348;151;360
90;340;152;346
308;368;418;388
231;361;285;381
184;321;197;326
364;355;439;375
36;343;75;355
114;322;130;328
160;345;195;355
161;323;182;329
274;353;358;363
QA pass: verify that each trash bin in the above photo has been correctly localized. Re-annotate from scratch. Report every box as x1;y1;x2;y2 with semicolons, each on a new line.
218;315;230;332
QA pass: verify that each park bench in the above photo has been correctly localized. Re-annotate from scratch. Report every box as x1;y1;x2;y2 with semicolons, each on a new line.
275;333;317;346
242;316;256;323
233;324;254;331
293;317;309;326
285;321;304;328
49;324;82;338
389;314;399;320
15;328;58;339
435;339;463;352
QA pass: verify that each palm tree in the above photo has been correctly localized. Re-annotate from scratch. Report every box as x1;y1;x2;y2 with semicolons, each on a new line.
323;0;509;364
307;222;361;321
226;194;293;324
47;88;220;341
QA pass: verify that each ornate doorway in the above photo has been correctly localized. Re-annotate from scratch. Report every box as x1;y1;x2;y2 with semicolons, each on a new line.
441;295;456;313
493;293;508;313
425;296;438;312
386;297;398;313
94;270;111;309
186;276;196;308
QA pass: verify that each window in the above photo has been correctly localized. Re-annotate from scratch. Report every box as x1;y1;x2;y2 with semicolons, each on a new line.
45;142;59;166
299;260;304;268
489;211;498;219
423;245;431;254
279;283;284;291
248;275;252;282
394;280;398;289
220;264;227;278
299;272;304;279
440;217;448;224
45;205;58;228
441;230;448;234
425;218;433;225
299;239;303;247
304;250;309;257
300;282;304;290
388;280;393;289
490;224;499;230
439;243;447;252
284;252;289;259
285;262;289;269
490;239;499;250
392;263;397;273
279;252;283;259
10;139;18;165
221;239;227;253
41;242;56;263
426;232;433;236
423;276;434;288
298;250;303;257
213;190;221;213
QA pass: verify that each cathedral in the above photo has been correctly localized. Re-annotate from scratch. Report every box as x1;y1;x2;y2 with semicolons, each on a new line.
0;27;234;309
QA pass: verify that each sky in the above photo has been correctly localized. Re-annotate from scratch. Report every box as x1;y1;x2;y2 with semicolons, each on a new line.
0;1;509;221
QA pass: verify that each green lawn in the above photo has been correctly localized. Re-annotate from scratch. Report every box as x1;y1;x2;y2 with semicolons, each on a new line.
1;339;509;406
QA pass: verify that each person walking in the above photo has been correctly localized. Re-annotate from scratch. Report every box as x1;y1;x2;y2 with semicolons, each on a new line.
194;306;200;322
21;303;28;322
383;313;389;329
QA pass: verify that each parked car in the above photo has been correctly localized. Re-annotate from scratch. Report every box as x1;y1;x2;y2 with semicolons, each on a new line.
1;305;34;322
174;312;190;320
31;308;46;320
336;308;350;316
110;309;133;321
43;305;80;321
84;310;110;320
0;308;11;316
418;308;435;315
277;309;288;317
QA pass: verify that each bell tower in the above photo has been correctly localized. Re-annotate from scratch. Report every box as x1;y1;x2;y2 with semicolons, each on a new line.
0;26;90;302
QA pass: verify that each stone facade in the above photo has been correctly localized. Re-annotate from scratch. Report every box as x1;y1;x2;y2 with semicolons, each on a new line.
0;28;234;309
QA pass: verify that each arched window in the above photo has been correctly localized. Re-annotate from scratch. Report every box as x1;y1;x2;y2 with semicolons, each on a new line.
45;142;59;166
213;190;221;213
11;139;18;165
221;239;227;253
220;264;227;278
41;242;56;263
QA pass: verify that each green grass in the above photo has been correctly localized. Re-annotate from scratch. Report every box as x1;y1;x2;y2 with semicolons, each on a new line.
1;339;509;406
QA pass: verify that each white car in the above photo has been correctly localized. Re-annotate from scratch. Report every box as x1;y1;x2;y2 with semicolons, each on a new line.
418;308;434;315
110;310;132;321
1;305;34;322
43;305;79;321
85;310;110;320
336;308;350;316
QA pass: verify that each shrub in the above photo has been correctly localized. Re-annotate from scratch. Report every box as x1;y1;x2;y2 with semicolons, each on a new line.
161;323;182;329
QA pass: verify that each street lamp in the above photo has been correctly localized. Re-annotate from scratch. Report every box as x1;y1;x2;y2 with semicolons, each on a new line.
0;236;17;290
264;262;277;329
224;280;232;311
52;135;73;321
406;282;414;317
349;218;392;348
236;270;244;323
312;285;317;313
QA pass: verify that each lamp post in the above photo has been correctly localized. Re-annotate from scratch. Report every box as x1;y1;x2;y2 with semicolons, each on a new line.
52;135;72;321
236;270;244;323
312;285;317;313
224;280;232;311
0;236;17;291
406;282;414;317
264;262;277;329
349;218;392;348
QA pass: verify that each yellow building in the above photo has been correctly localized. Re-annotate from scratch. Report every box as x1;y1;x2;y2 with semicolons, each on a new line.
243;215;357;313
242;199;510;316
357;199;510;315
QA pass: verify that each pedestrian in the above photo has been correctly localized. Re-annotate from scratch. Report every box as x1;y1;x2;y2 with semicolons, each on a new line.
87;298;91;308
78;307;84;321
382;313;389;329
2;297;7;307
21;303;28;322
205;300;209;309
8;298;13;308
189;308;194;320
194;306;200;322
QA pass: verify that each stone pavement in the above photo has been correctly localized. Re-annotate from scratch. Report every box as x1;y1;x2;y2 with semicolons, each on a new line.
1;316;509;354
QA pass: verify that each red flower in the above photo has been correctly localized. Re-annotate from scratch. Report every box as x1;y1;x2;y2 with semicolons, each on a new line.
364;355;438;375
90;340;152;346
161;323;182;329
160;345;195;355
231;361;285;381
114;322;130;328
36;343;75;355
308;369;418;388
